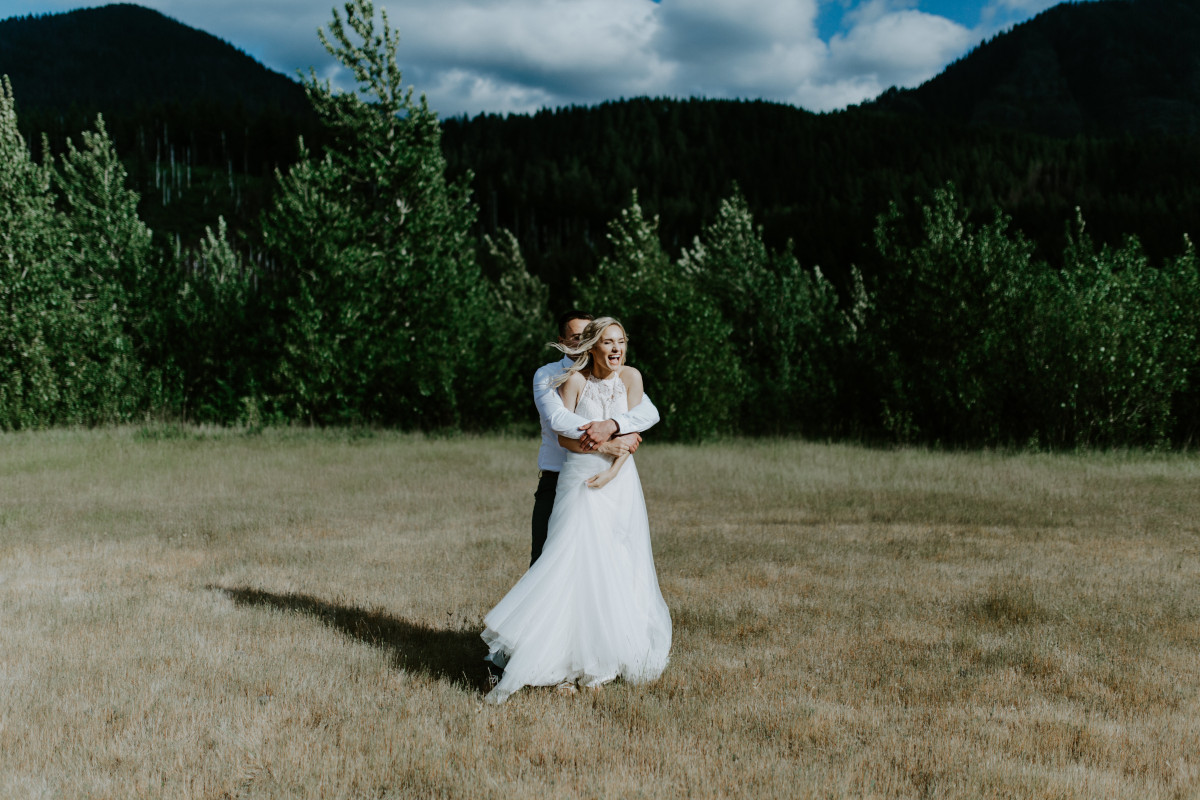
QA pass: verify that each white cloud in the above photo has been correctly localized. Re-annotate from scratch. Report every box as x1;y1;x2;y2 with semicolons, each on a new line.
1;0;1066;115
844;0;917;27
402;0;673;102
789;73;883;112
828;7;973;92
375;0;976;113
978;0;1061;32
417;68;557;117
652;0;826;99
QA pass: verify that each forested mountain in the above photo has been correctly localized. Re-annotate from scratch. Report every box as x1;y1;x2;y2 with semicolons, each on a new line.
441;98;1200;299
2;0;1198;296
870;0;1200;138
0;3;323;242
0;4;309;117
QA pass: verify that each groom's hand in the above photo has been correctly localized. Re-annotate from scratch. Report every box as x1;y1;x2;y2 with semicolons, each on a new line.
579;419;619;450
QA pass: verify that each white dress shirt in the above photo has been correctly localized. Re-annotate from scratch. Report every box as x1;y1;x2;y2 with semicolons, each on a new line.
533;357;662;472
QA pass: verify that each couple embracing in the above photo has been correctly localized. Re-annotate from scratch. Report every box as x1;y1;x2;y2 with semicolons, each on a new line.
481;311;672;703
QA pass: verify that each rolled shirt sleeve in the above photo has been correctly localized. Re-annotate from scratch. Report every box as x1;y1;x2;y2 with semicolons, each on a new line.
612;392;660;435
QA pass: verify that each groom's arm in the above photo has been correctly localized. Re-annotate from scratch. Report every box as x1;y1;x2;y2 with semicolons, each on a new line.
578;392;660;448
533;370;589;439
613;392;660;435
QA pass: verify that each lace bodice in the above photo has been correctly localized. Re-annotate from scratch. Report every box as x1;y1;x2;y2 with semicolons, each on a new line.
575;374;628;420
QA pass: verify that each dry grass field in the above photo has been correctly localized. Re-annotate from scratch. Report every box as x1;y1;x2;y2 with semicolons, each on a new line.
1;427;1198;799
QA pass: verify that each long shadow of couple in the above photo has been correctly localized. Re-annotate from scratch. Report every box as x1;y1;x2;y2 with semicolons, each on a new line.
215;586;491;693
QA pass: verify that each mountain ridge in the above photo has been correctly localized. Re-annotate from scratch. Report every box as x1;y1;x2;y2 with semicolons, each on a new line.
869;0;1200;138
2;1;1197;296
0;3;310;117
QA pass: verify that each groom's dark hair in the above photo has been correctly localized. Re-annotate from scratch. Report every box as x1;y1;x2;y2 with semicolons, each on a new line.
557;309;594;337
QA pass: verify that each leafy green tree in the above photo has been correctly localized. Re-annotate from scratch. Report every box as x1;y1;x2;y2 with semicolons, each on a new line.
0;76;75;428
680;188;848;435
1165;238;1200;445
462;228;553;428
869;184;1042;444
577;191;742;440
261;0;484;425
167;216;269;422
1032;217;1199;447
52;114;157;421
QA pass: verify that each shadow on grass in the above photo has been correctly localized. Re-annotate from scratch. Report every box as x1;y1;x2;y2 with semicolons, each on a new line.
214;586;490;693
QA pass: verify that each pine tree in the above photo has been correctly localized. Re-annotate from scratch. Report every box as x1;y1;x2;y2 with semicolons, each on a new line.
262;0;484;425
53;114;156;420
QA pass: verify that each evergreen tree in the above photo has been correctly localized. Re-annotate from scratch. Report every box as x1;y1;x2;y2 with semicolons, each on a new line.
577;192;742;440
53;114;157;420
261;0;484;425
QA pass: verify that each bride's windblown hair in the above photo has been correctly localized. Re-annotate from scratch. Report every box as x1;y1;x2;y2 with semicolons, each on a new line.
548;316;627;388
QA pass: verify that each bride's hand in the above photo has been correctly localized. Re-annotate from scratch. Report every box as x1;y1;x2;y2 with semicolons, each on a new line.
586;470;615;489
596;439;631;457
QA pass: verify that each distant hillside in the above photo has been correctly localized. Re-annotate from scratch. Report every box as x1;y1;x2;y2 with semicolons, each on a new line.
0;3;311;120
3;0;1197;288
870;0;1200;137
0;3;323;243
442;97;1200;302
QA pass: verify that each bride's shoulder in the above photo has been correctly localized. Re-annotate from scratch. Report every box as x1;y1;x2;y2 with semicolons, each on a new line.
618;366;643;390
561;371;586;391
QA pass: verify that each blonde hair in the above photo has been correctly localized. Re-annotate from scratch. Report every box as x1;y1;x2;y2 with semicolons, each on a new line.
548;316;628;388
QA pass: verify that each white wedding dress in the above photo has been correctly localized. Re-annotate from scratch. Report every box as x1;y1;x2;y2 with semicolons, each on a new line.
481;373;672;703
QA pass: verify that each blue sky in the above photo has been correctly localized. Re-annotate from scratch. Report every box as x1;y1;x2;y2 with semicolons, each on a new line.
0;0;1077;116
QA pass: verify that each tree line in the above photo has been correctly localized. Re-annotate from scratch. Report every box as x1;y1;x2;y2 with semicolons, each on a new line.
1;0;1197;446
440;98;1200;310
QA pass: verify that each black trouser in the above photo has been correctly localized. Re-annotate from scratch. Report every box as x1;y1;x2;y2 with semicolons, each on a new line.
530;470;559;565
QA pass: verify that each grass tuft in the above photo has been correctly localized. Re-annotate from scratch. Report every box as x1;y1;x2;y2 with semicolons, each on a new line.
969;576;1050;626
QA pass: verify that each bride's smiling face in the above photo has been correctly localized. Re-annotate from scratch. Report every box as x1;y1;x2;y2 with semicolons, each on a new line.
591;324;626;372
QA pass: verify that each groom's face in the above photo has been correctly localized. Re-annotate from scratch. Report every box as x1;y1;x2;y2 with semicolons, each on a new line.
559;318;589;348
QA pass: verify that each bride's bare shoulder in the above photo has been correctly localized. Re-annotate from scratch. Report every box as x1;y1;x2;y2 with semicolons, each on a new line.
619;366;643;390
561;372;586;392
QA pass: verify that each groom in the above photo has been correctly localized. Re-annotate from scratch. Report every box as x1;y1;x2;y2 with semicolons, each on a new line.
530;309;661;565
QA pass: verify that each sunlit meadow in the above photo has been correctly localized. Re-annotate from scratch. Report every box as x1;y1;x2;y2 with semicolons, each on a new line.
1;427;1198;798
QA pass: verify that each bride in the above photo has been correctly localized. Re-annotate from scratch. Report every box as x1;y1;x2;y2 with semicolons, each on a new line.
481;317;672;703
